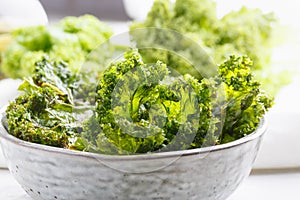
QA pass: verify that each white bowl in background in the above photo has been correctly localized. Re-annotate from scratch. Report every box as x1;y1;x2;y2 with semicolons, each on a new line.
0;0;48;30
123;0;154;21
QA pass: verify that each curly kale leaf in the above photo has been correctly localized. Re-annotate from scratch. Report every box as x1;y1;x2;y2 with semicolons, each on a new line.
185;75;224;148
217;55;274;143
6;58;84;149
95;51;166;154
91;50;201;154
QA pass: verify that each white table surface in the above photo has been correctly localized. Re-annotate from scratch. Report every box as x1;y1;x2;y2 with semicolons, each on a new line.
1;168;300;200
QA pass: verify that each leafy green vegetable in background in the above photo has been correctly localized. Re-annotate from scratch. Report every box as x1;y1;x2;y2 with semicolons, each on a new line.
0;15;113;79
130;0;287;95
59;15;113;52
215;7;275;69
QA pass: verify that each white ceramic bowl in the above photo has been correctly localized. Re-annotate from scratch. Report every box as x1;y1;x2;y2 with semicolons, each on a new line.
0;0;48;30
0;106;266;200
123;0;154;21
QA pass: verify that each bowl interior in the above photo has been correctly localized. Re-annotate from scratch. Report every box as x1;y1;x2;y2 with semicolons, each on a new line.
0;105;267;161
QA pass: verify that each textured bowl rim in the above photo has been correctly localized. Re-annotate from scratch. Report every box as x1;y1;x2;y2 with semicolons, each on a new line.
0;106;267;161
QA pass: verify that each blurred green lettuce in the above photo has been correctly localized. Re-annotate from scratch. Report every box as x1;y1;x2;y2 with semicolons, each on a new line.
0;15;113;78
130;0;289;95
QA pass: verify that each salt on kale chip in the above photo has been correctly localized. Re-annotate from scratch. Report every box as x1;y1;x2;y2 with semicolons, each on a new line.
0;15;113;79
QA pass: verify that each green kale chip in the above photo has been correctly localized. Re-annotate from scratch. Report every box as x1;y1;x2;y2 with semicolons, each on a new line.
5;58;84;149
83;51;273;154
217;55;274;143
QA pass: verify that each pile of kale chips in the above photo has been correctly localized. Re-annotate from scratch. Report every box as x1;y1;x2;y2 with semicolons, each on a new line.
5;0;275;154
6;50;273;154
